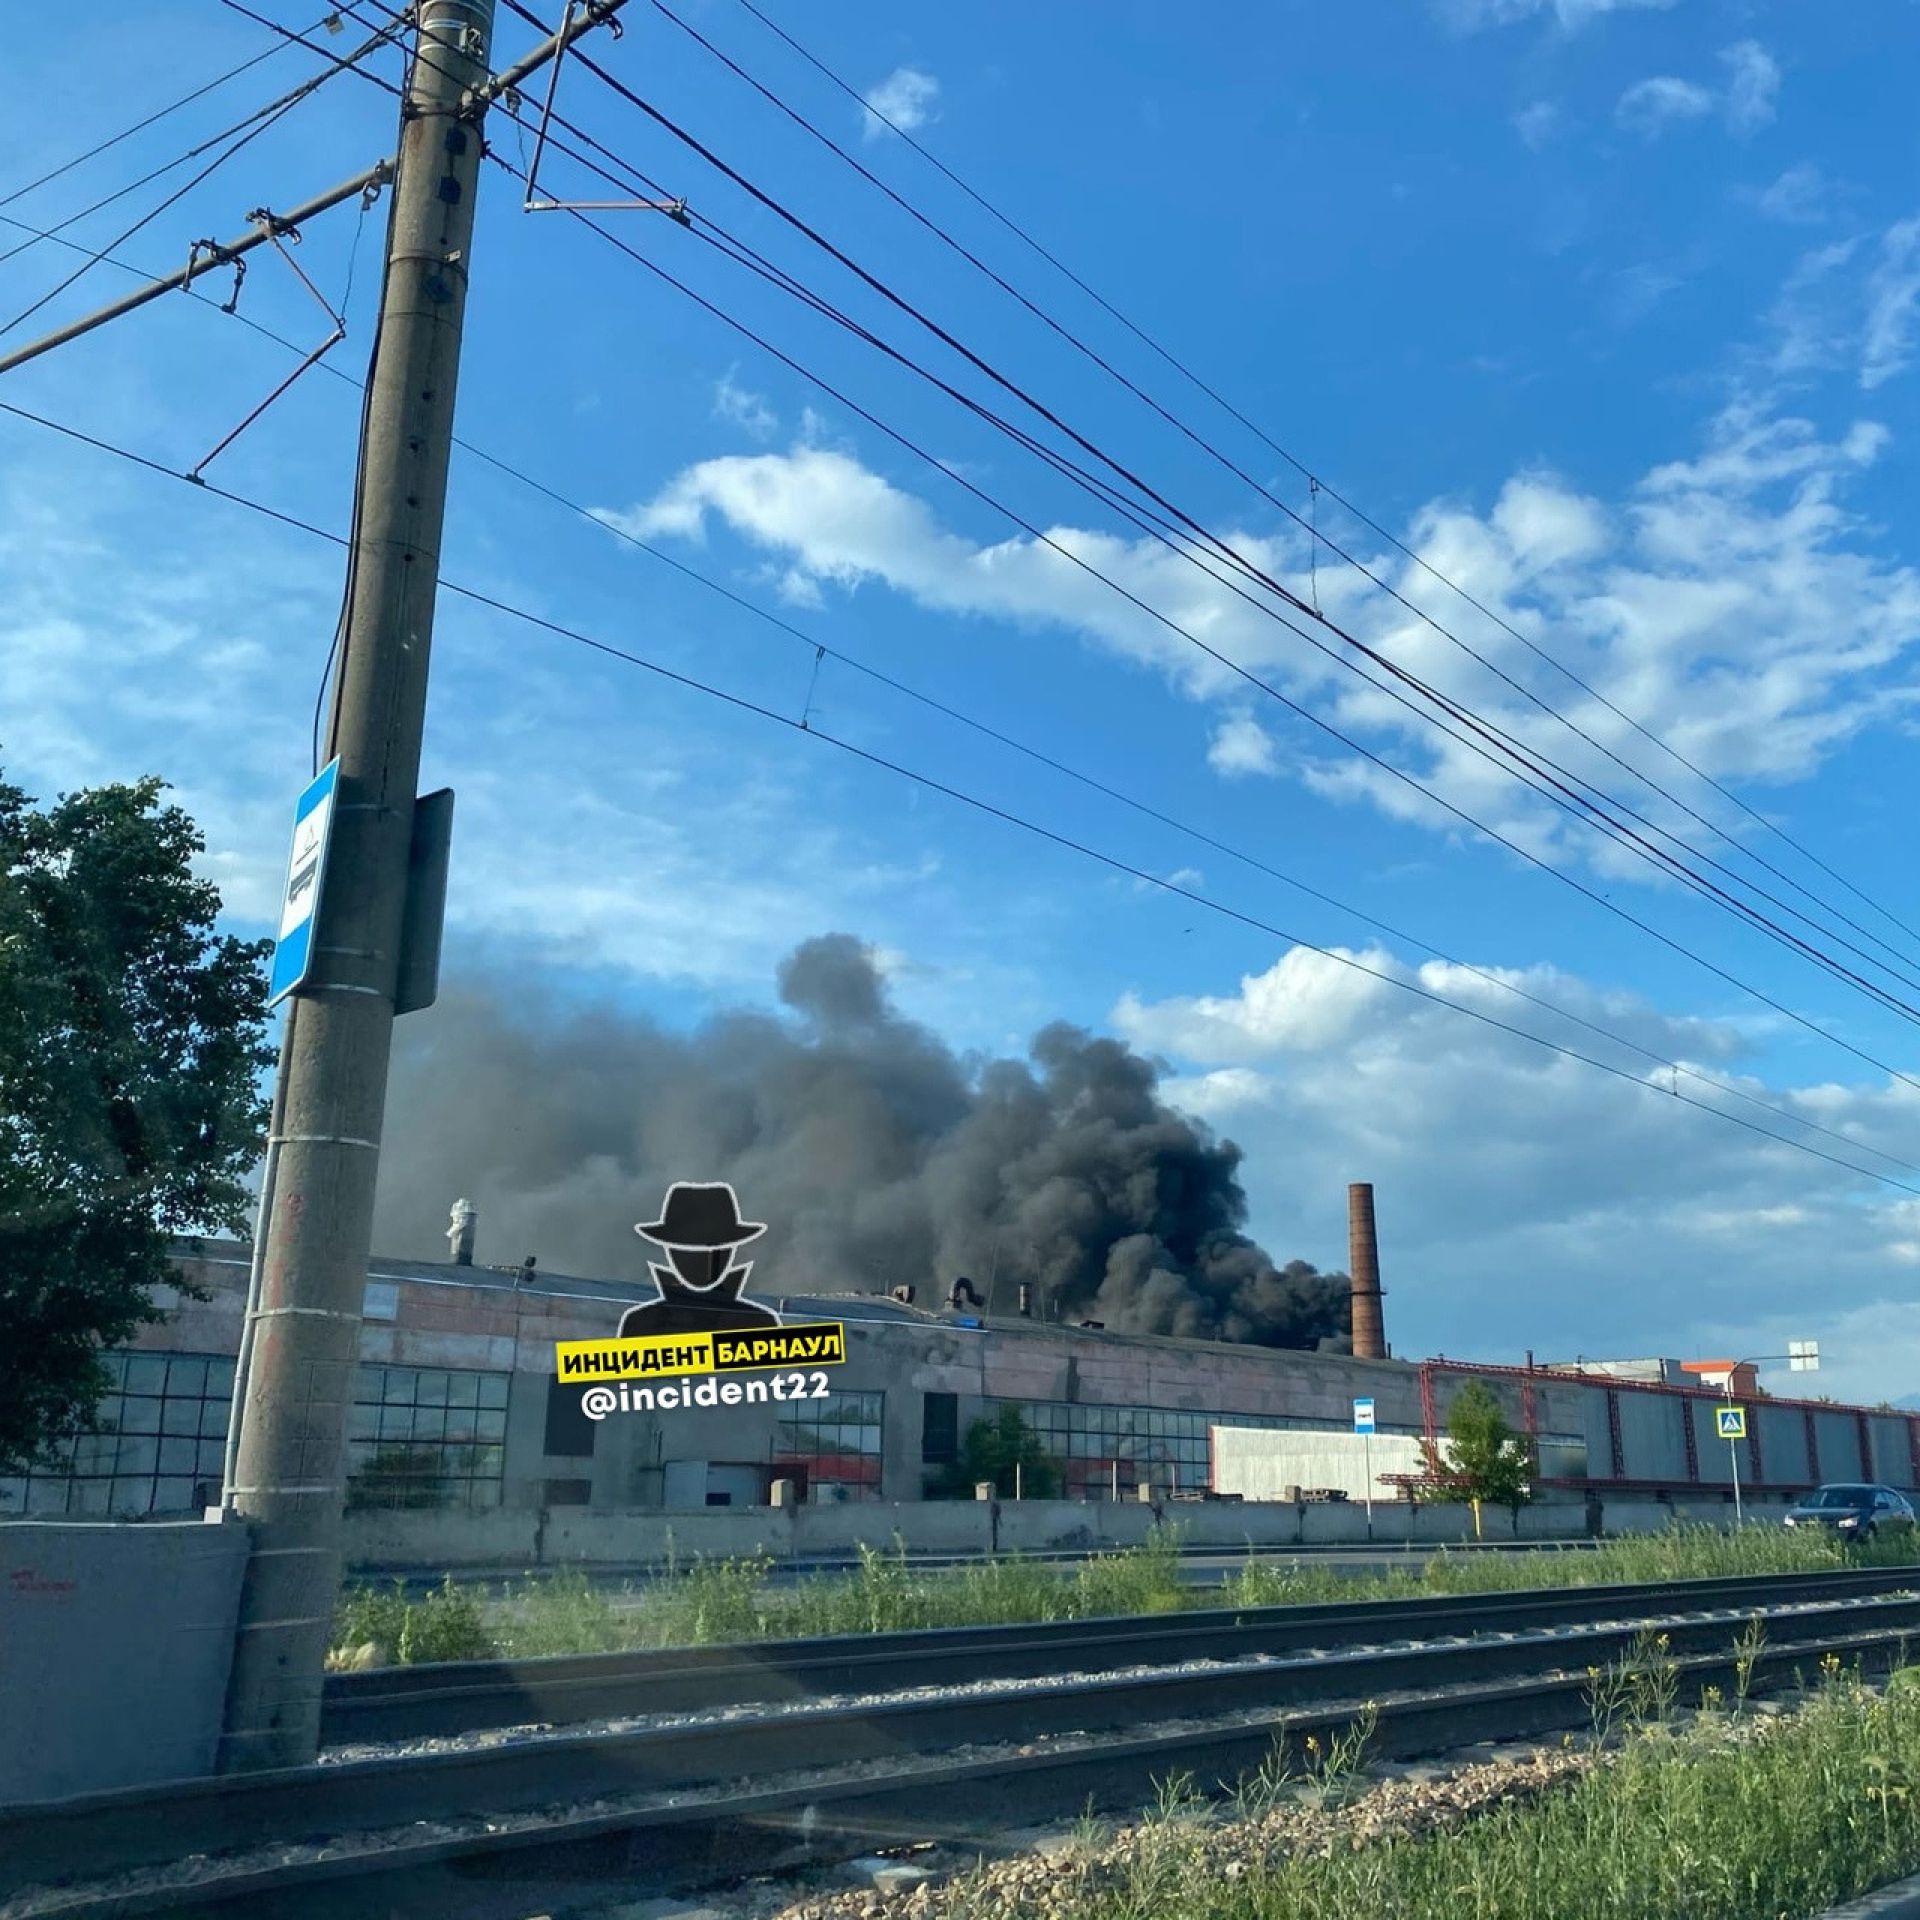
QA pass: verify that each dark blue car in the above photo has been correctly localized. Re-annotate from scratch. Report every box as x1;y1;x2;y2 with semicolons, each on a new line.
1783;1483;1916;1540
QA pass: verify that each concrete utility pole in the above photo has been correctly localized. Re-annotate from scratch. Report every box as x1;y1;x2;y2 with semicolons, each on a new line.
219;0;497;1773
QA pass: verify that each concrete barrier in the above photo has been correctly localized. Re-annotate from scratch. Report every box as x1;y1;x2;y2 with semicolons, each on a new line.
0;1517;249;1802
339;1493;1783;1574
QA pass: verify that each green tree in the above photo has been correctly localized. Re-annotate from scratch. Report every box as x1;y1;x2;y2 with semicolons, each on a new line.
1440;1380;1534;1516
932;1405;1062;1499
0;772;270;1474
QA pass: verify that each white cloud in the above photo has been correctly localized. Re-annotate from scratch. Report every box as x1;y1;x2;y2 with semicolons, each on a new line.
1616;75;1714;137
1439;0;1673;30
1719;41;1780;135
1514;101;1561;149
1115;948;1920;1396
862;67;939;142
1618;42;1779;140
609;406;1920;889
1862;216;1920;391
712;370;776;440
1208;713;1280;778
1750;164;1831;226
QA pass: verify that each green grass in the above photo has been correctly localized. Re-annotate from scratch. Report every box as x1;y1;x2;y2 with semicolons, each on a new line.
329;1522;1917;1667
1042;1670;1920;1920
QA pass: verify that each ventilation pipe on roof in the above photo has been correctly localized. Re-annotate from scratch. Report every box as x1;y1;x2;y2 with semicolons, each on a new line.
447;1198;476;1267
1017;1280;1033;1318
949;1276;983;1311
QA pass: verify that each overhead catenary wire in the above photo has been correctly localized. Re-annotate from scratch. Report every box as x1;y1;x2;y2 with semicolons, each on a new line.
541;46;1920;1029
7;386;1920;1203
15;204;1917;1192
646;0;1920;992
726;0;1920;960
458;120;1920;1070
0;12;406;341
0;12;314;217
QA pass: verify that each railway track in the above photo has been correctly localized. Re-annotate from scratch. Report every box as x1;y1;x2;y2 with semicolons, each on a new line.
8;1567;1920;1920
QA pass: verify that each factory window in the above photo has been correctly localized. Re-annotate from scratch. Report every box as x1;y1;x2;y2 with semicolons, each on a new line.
984;1398;1343;1501
0;1352;235;1518
1535;1433;1589;1481
922;1392;959;1465
544;1376;598;1458
345;1364;510;1509
774;1389;884;1502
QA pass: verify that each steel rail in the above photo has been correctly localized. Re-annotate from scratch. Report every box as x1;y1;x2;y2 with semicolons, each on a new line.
323;1563;1920;1742
8;1584;1920;1911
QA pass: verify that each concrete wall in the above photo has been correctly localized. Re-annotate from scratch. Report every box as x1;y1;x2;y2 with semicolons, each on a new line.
340;1490;1803;1571
0;1517;249;1803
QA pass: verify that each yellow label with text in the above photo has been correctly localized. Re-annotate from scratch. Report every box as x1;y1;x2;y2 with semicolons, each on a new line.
554;1321;846;1381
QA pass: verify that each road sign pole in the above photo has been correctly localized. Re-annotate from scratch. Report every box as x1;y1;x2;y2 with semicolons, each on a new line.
1729;1430;1743;1528
1364;1429;1374;1540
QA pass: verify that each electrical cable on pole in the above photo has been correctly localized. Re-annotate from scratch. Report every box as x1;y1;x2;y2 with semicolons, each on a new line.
724;0;1920;958
487;71;1920;1024
8;382;1920;1201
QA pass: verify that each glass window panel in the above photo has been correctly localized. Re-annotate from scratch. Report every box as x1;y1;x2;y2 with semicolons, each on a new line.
158;1437;198;1474
200;1400;231;1439
154;1478;196;1512
70;1479;113;1515
123;1355;169;1396
166;1357;208;1397
100;1352;130;1385
71;1435;116;1474
473;1445;505;1478
116;1436;160;1475
446;1373;480;1408
159;1397;202;1437
26;1479;70;1514
474;1408;507;1443
109;1478;155;1514
348;1403;380;1441
379;1406;414;1441
443;1414;480;1445
383;1371;416;1405
354;1366;384;1404
409;1406;447;1442
477;1373;510;1410
0;1479;28;1511
197;1440;228;1477
205;1357;236;1395
414;1372;450;1407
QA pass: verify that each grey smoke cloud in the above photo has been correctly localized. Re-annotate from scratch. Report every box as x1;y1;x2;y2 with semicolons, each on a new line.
372;935;1351;1350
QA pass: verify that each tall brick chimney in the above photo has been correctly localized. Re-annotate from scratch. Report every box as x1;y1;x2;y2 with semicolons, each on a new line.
1347;1182;1387;1360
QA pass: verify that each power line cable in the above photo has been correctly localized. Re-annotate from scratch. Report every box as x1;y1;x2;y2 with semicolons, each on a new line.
728;0;1920;959
491;169;1920;1093
0;13;404;339
484;106;1920;1032
648;0;1920;991
7;385;1918;1200
556;48;1920;1021
22;201;1913;1187
0;18;307;217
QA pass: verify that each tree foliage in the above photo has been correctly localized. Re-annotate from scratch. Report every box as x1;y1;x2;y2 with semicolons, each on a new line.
0;771;271;1474
1441;1380;1535;1514
931;1404;1062;1499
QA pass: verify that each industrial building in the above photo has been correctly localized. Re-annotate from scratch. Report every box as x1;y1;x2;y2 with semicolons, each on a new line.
5;1188;1917;1519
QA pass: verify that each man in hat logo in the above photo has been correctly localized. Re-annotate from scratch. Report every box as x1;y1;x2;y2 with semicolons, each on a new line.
617;1182;785;1338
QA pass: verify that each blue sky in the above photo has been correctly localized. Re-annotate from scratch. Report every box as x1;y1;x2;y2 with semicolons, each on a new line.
7;0;1920;1396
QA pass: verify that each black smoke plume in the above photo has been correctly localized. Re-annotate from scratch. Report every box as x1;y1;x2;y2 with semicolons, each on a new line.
372;935;1351;1350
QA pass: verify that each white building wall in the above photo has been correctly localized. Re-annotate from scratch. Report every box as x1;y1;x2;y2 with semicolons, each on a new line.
1210;1425;1426;1502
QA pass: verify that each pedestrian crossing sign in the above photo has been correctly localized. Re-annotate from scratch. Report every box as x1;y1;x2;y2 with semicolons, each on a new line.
1716;1406;1746;1440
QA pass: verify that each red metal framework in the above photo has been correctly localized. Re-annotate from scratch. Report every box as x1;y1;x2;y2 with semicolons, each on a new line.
1417;1357;1920;1497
